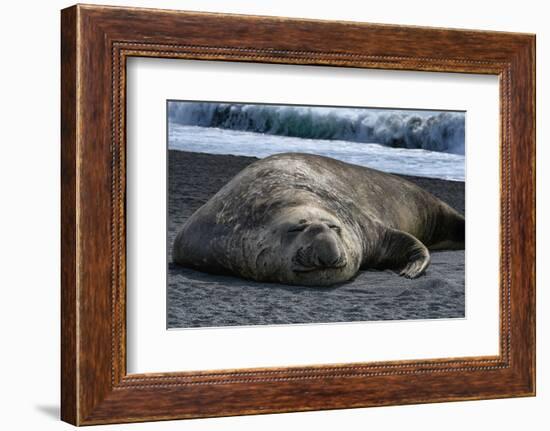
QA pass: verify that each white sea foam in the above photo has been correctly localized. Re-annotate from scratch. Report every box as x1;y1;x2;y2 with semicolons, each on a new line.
168;124;465;181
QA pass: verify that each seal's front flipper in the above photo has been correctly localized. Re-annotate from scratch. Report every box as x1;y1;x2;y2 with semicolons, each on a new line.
398;250;430;279
370;228;431;279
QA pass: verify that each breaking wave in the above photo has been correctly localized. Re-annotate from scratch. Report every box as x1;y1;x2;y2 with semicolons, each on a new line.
168;102;465;155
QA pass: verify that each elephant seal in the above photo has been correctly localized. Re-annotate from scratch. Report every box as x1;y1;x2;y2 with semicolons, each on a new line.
172;153;464;286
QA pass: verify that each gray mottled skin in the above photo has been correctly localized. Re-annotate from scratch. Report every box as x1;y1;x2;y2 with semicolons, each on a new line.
172;153;464;286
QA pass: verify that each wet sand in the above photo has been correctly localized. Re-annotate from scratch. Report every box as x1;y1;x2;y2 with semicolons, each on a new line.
167;150;465;328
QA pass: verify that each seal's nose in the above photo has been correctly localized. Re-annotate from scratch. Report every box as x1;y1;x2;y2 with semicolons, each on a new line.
313;233;342;267
307;222;330;235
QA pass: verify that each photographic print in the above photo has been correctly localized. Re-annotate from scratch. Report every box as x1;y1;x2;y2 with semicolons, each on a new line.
167;101;466;328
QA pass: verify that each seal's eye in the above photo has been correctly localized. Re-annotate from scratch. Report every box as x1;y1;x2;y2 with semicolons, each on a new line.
328;224;341;233
288;224;308;233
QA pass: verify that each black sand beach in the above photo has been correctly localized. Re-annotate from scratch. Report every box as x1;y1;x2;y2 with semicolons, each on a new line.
167;150;465;328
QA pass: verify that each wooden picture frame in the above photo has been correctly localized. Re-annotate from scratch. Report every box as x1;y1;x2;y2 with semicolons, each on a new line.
61;4;535;425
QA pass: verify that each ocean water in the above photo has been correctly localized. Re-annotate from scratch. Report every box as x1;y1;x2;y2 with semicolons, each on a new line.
169;124;464;181
167;102;465;181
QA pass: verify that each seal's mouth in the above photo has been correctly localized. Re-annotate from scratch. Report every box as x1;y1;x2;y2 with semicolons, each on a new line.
292;243;347;273
292;256;347;273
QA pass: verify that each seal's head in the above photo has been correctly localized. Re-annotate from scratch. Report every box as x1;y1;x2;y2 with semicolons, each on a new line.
253;205;363;286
